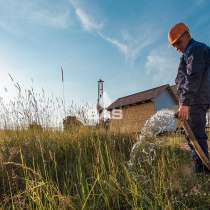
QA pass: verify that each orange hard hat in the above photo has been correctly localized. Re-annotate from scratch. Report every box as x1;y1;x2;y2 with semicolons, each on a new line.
168;23;189;45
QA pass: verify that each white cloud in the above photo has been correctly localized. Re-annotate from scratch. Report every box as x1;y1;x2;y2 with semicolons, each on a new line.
145;46;179;84
70;4;129;56
98;29;159;64
70;1;161;63
75;8;103;31
31;9;70;29
100;91;112;108
97;32;128;55
72;5;158;62
0;0;72;31
121;26;163;63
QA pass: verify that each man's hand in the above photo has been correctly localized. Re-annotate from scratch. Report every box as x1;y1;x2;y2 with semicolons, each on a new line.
178;105;189;121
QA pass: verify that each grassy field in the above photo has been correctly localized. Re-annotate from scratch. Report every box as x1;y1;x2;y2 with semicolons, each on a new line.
0;127;210;210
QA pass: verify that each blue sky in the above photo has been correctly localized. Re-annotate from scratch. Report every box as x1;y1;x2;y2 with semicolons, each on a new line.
0;0;210;109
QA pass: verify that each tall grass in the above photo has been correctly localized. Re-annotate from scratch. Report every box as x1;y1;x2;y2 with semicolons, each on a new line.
0;74;97;129
0;77;210;209
1;128;210;209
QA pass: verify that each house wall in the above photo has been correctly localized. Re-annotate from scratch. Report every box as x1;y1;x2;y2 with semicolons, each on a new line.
153;89;177;111
109;102;155;133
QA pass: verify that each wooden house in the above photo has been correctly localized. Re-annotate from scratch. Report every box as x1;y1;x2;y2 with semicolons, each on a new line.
107;84;178;133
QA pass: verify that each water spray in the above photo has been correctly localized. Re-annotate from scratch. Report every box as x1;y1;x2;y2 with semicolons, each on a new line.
128;109;210;172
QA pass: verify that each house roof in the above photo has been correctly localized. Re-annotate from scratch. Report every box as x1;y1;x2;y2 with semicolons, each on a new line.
107;84;178;110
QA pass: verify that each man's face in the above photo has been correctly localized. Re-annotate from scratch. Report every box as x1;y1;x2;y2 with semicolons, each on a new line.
172;36;185;53
172;33;190;53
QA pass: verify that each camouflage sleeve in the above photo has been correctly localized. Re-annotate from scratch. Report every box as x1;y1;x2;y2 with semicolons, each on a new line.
180;47;206;106
175;55;186;103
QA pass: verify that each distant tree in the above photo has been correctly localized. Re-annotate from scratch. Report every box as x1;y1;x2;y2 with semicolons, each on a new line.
63;116;83;131
28;122;43;131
